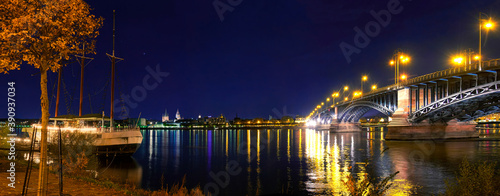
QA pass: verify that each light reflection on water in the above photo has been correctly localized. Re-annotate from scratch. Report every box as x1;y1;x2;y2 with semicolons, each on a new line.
92;128;500;195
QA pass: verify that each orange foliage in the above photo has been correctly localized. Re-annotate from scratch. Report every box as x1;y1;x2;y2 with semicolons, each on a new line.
0;0;102;73
0;1;102;194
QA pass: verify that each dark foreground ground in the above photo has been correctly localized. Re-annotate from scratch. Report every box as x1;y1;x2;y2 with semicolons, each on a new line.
0;157;123;196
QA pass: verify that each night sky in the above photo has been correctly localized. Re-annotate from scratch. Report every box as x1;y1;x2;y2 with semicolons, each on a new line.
2;0;500;120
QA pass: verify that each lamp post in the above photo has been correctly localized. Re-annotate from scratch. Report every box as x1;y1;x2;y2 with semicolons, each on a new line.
331;92;340;105
479;12;495;71
361;76;367;95
389;49;410;87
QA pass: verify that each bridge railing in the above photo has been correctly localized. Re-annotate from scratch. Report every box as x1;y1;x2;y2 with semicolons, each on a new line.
403;59;500;86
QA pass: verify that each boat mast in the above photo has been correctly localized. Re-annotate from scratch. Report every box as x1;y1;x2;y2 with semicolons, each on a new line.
107;10;123;131
76;44;93;117
55;68;61;117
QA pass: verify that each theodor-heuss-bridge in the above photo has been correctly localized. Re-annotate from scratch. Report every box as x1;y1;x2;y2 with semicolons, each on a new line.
310;59;500;140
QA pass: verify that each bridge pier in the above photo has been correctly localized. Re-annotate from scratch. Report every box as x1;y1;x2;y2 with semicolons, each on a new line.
386;120;478;140
387;87;478;140
330;122;362;133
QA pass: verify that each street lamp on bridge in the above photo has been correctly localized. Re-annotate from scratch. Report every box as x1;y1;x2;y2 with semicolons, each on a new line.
452;48;482;66
389;49;410;86
331;92;340;106
353;91;362;98
452;56;465;66
400;74;407;81
479;12;496;71
361;75;368;96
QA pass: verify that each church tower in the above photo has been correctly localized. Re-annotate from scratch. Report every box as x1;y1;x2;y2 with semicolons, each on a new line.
176;109;181;120
162;109;169;122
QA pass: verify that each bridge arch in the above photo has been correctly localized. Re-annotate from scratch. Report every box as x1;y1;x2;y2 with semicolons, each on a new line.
338;101;394;123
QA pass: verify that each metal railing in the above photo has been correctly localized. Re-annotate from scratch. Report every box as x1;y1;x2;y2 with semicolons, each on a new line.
100;126;140;133
403;59;500;86
347;59;500;103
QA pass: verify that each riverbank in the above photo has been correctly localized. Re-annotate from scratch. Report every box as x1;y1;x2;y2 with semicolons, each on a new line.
0;157;124;195
0;153;204;196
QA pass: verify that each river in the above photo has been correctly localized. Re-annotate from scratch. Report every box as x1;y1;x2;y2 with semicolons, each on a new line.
96;128;500;195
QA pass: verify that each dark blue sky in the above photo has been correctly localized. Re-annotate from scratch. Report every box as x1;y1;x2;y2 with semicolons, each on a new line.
2;0;500;120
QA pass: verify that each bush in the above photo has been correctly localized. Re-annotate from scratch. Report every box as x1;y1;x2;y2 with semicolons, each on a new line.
342;165;399;196
341;149;418;196
443;158;499;196
0;126;10;149
47;130;97;176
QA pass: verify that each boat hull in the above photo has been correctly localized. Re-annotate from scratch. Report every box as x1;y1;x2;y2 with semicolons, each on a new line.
95;128;143;156
23;127;143;156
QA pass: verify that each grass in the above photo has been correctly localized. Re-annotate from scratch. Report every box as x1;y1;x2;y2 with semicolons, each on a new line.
70;174;204;196
443;158;500;196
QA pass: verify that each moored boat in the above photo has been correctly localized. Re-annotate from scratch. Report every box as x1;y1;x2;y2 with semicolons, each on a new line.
24;114;143;156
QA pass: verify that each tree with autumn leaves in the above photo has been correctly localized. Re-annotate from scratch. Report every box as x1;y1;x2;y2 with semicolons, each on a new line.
0;0;102;195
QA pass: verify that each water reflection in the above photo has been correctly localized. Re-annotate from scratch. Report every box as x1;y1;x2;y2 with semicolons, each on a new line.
98;156;142;187
91;128;500;195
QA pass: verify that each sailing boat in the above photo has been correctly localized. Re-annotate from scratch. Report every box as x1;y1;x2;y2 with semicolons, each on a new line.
27;10;143;156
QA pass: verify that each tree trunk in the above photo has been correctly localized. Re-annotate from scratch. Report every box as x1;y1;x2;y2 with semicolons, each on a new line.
37;67;49;196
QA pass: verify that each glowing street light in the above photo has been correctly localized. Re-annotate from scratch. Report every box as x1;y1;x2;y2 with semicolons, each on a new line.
321;102;324;106
371;85;377;90
400;74;407;81
344;97;348;101
474;55;481;60
485;20;495;29
389;49;410;86
326;98;330;102
361;76;367;96
344;86;349;91
353;91;362;98
479;13;496;71
452;56;464;65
